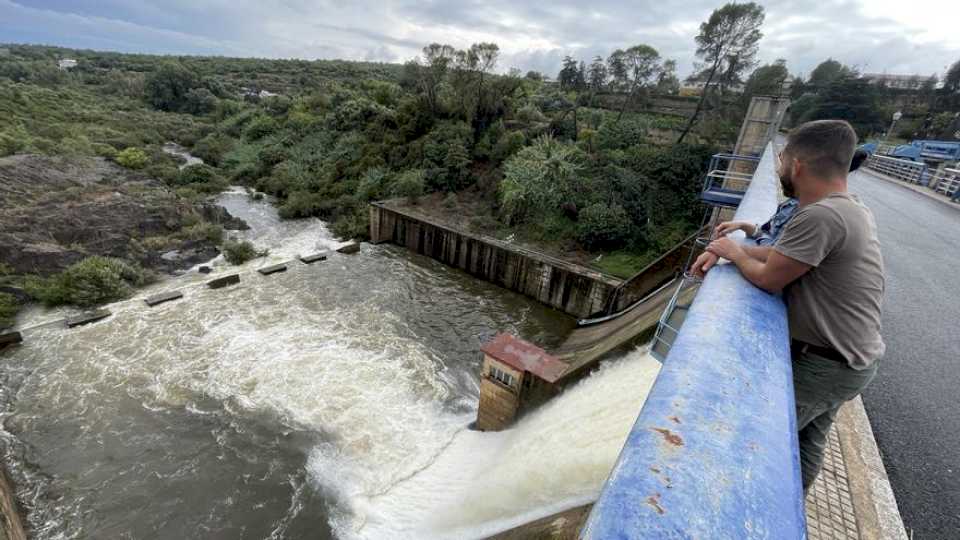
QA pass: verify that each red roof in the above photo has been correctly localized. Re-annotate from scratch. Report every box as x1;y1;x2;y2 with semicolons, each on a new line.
480;333;568;383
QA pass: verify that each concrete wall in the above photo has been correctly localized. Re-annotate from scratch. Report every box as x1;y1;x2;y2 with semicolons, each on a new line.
581;143;805;539
369;203;622;319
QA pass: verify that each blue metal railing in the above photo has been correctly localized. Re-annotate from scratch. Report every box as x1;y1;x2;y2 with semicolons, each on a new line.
582;143;805;539
700;153;762;208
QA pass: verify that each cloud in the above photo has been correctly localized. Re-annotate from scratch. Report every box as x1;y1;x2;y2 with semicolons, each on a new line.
1;0;957;79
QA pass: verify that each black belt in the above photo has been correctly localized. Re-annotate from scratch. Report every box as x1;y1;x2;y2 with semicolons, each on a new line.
791;340;847;364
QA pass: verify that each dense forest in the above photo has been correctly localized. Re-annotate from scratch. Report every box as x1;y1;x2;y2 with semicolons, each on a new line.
1;0;959;326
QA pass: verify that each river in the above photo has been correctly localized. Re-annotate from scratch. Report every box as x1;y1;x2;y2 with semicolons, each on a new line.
1;186;661;539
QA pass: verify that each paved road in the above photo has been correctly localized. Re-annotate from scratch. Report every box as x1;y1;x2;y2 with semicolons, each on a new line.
849;170;960;538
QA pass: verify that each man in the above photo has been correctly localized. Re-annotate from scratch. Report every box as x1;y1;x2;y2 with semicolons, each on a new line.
693;120;885;491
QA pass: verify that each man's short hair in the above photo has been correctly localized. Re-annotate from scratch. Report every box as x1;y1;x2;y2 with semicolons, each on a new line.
785;120;858;179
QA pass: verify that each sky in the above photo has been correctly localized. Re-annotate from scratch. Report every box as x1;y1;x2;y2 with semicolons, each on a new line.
1;0;958;80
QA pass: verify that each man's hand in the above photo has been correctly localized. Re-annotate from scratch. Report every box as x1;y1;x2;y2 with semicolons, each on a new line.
691;251;719;279
714;220;756;238
707;236;747;263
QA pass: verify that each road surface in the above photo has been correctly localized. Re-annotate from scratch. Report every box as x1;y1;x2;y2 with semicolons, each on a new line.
849;170;960;538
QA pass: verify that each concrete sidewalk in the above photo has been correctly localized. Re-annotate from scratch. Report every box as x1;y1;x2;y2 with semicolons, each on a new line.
806;397;907;540
859;168;960;210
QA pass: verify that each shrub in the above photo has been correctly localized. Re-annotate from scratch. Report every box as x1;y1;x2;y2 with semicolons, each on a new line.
176;222;224;244
0;292;18;329
576;202;632;250
243;115;279;141
355;168;388;201
392;169;425;203
222;239;266;265
26;256;149;307
115;147;149;169
191;132;234;166
331;208;370;240
278;191;326;219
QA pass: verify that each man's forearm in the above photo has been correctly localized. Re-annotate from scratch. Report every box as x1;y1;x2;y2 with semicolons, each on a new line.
729;253;780;293
742;244;772;262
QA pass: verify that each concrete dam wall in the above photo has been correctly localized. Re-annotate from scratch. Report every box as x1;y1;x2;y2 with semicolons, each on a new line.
369;202;622;319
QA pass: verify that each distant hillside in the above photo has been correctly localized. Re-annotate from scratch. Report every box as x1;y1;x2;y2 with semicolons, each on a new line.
0;43;405;96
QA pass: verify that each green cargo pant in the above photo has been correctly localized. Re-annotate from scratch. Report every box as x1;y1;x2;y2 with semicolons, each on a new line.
792;348;878;490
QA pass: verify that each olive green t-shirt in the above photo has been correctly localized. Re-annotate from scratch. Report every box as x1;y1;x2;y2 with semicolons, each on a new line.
774;192;885;369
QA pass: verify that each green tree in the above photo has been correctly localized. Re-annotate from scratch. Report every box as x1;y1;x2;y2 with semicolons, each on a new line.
678;2;765;143
607;50;629;92
743;59;789;98
616;44;663;122
656;59;680;94
808;59;852;90
144;61;201;112
800;76;884;138
500;135;582;225
944;58;960;93
558;56;580;91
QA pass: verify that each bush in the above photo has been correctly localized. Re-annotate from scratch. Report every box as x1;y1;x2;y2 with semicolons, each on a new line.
173;164;228;194
576;202;632;250
176;222;224;244
0;292;18;329
355;168;388;201
331;208;370;240
243;115;279;141
115;147;149;169
392;169;425;203
278;191;326;219
191;132;234;166
222;239;266;265
26;256;149;307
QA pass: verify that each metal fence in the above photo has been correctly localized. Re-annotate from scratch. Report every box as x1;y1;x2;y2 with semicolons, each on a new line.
931;167;960;197
865;154;930;185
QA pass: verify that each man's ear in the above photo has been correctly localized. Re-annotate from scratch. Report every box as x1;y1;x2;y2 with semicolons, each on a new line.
791;157;802;180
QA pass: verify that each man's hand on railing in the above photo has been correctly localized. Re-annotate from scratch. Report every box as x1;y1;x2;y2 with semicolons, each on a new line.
691;251;720;279
714;220;757;238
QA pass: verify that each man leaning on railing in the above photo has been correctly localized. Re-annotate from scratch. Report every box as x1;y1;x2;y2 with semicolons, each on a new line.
692;120;886;493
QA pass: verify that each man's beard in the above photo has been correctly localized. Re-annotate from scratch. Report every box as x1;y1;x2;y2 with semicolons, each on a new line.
779;171;796;198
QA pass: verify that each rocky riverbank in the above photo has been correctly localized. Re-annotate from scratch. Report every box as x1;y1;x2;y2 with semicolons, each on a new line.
0;154;246;277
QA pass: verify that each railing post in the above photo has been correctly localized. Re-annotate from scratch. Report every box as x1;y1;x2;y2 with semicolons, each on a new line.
581;143;805;539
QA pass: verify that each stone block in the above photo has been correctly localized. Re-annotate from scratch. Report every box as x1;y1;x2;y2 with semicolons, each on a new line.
0;331;22;346
336;242;361;254
144;290;183;307
66;309;111;328
299;252;329;264
257;263;288;275
198;265;213;274
207;274;240;289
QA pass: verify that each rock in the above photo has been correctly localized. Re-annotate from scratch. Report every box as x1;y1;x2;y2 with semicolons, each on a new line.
144;290;183;307
207;274;240;289
0;155;238;276
257;263;288;275
66;309;111;328
198;266;213;274
0;286;31;303
0;331;22;346
200;203;249;231
336;242;361;254
299;252;329;264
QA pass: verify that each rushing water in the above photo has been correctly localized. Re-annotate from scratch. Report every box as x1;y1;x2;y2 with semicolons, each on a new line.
1;188;661;539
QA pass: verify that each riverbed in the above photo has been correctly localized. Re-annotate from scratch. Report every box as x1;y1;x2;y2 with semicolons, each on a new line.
0;188;660;539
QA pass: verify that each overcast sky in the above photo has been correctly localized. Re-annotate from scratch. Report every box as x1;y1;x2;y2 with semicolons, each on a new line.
2;0;958;80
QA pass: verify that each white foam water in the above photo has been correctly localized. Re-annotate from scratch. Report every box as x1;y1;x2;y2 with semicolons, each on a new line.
324;348;661;540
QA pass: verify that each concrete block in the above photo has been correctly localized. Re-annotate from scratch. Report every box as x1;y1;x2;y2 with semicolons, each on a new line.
257;263;288;275
198;265;213;274
299;252;329;264
66;309;111;328
0;331;22;346
144;290;183;307
207;274;240;289
336;241;361;254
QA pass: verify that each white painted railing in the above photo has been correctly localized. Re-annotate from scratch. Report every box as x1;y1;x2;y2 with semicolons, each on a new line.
865;155;929;185
931;168;960;197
